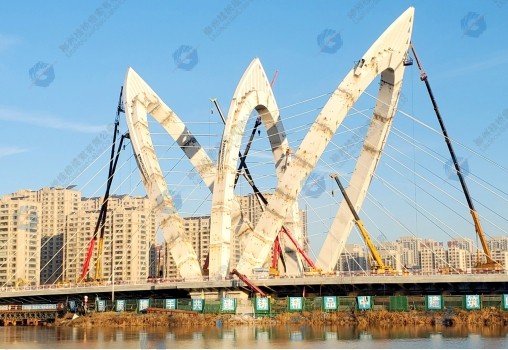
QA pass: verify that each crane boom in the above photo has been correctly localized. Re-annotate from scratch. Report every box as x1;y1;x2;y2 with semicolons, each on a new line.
409;43;499;269
230;269;267;297
280;227;317;270
330;174;392;273
80;87;128;282
211;96;318;276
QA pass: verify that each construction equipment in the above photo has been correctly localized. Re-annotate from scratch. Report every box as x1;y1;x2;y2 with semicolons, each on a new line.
80;87;130;282
230;269;267;297
211;98;304;276
211;84;320;278
409;43;502;270
330;174;394;274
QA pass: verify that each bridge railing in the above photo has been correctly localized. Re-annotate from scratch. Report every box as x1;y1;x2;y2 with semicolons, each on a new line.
1;269;507;293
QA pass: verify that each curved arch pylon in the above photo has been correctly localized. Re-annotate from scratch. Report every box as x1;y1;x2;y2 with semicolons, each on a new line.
123;65;287;279
235;7;415;274
209;58;303;279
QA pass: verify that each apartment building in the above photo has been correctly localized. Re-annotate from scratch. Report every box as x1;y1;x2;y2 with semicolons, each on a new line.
10;187;81;284
0;195;41;286
63;195;157;282
162;192;308;278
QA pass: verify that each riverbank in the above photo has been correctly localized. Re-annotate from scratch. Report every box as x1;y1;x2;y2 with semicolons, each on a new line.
57;309;508;328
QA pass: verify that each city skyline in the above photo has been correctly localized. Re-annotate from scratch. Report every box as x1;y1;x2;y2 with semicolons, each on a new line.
1;184;507;286
1;2;507;257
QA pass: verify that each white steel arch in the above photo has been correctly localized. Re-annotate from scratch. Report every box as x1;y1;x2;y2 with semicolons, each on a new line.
236;7;415;274
209;58;303;278
123;67;271;278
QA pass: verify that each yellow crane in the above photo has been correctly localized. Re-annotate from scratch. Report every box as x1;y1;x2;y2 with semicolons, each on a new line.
330;174;394;274
409;43;502;270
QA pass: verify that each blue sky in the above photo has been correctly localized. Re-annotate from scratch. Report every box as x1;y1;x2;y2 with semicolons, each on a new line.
1;1;507;251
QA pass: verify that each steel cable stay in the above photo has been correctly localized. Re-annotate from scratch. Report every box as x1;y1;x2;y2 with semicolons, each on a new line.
364;90;508;175
334;108;504;250
336;109;506;268
45;163;144;285
354;99;504;246
5;155;142;288
0;140;137;287
302;121;480;274
389;125;508;201
384;137;508;225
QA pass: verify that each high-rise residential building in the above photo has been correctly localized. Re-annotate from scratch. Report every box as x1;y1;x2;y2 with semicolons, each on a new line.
447;246;468;272
337;244;368;272
419;240;446;273
488;236;508;269
0;194;41;286
397;236;421;269
11;187;81;284
63;195;157;282
162;193;308;278
447;238;475;253
376;242;402;271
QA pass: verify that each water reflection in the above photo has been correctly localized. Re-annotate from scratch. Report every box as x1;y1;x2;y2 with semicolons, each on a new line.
0;324;507;348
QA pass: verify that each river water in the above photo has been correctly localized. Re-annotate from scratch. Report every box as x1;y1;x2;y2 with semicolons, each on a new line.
1;325;507;349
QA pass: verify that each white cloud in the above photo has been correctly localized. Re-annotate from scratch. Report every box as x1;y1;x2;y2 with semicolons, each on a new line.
441;50;508;78
0;106;108;134
0;34;20;53
0;147;28;158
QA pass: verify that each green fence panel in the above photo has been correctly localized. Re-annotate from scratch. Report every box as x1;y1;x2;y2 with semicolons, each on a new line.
220;298;236;313
338;296;356;311
203;300;220;314
408;296;426;311
482;295;501;309
303;297;322;312
270;298;287;315
389;296;408;311
425;295;443;310
443;295;463;309
177;299;193;311
288;297;304;312
464;295;481;310
372;296;389;310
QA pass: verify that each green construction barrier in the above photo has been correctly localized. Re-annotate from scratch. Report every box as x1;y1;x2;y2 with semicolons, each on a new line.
137;299;150;312
503;295;508;310
322;296;338;311
288;297;304;312
426;295;443;310
220;298;236;313
389;296;408;311
191;298;205;312
254;297;271;314
464;295;481;310
165;298;177;310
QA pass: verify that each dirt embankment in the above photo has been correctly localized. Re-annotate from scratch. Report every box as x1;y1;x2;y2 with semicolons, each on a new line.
57;309;508;328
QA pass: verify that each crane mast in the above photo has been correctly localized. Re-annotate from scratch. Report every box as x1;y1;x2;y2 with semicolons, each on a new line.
80;87;129;282
409;43;500;270
330;174;393;274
